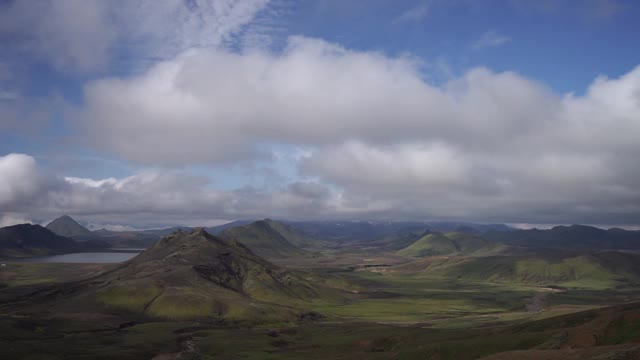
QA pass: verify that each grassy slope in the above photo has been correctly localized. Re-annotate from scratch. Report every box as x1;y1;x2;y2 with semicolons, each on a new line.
396;233;458;257
220;220;310;259
396;232;501;257
396;251;640;289
262;219;316;248
3;300;640;359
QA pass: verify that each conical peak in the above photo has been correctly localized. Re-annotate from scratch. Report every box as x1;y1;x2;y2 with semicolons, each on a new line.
191;227;209;236
49;214;77;224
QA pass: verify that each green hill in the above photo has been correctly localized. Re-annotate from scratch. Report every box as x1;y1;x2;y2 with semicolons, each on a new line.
397;251;640;289
396;231;501;257
45;215;93;238
220;219;310;259
9;228;340;322
396;233;458;257
260;219;316;247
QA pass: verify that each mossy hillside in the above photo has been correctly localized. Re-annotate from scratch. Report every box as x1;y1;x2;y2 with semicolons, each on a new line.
396;233;458;257
407;252;640;289
97;281;164;313
261;219;316;248
220;220;309;259
26;228;346;322
396;232;501;257
444;232;506;255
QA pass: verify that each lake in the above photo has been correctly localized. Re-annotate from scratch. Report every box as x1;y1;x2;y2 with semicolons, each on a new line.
10;252;141;263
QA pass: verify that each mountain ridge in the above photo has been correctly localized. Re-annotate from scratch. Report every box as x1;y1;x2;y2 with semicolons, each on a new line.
219;219;311;259
0;224;106;258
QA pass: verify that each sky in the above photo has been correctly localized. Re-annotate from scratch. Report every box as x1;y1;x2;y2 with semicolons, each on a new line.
1;0;639;229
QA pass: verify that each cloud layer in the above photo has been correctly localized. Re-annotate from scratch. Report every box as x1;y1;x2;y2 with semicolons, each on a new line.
66;36;640;225
3;51;640;226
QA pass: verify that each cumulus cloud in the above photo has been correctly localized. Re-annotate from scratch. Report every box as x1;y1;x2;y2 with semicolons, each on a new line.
79;37;434;164
80;37;571;167
0;154;47;208
304;141;468;193
70;36;640;225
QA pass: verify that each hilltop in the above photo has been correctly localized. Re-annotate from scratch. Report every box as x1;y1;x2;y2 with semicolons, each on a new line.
396;231;502;257
219;219;311;259
45;215;93;238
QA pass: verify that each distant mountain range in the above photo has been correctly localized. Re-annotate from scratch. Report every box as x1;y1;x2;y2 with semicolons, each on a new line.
485;224;640;250
284;220;511;243
1;216;315;260
42;215;257;248
3;215;640;260
0;224;107;258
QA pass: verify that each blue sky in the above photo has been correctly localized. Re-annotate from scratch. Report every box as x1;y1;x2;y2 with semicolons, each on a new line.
1;0;639;228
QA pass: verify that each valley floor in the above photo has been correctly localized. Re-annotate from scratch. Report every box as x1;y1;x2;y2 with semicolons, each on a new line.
2;250;640;359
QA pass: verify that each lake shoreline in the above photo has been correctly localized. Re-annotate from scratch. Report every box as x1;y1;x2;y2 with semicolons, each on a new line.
3;251;141;264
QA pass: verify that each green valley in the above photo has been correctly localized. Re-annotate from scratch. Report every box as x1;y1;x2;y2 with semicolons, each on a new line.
2;219;640;359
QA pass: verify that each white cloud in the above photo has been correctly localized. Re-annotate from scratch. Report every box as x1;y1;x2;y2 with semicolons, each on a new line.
472;30;511;50
0;153;346;226
68;36;640;225
79;37;433;165
0;154;45;208
78;37;557;166
304;141;468;192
